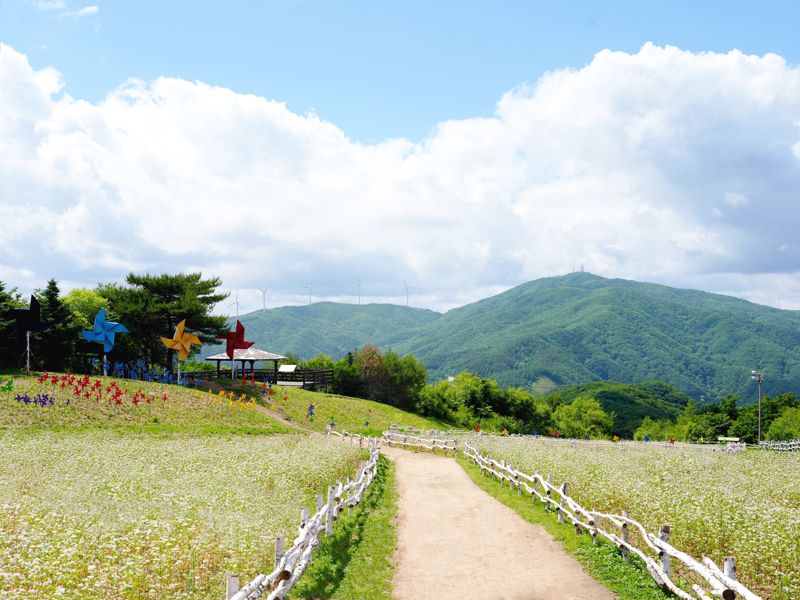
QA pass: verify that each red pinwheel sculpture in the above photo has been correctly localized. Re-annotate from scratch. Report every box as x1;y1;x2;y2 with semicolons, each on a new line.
217;320;253;359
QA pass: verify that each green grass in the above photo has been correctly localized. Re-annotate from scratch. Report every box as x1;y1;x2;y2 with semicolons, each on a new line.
205;379;451;435
457;457;667;600
290;455;397;600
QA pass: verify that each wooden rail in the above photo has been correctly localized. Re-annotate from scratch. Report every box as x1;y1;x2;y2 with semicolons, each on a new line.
759;439;800;451
463;442;761;600
184;368;333;387
226;437;380;600
382;430;458;453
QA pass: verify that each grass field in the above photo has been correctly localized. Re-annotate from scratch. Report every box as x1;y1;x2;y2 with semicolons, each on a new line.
472;436;800;599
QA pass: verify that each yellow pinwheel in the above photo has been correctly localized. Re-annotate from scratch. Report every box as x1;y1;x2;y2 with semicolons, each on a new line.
161;320;201;362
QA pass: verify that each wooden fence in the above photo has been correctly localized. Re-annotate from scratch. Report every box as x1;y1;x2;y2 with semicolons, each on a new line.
187;368;333;387
382;430;458;453
759;439;800;451
463;441;761;600
226;436;380;600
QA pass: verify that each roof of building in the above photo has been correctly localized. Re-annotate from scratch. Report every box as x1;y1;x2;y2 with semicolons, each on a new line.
206;348;287;361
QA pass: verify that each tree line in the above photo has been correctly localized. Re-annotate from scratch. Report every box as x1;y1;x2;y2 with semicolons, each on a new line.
635;393;800;443
0;273;226;372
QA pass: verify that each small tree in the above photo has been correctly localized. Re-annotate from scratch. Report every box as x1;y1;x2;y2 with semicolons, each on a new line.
554;395;613;438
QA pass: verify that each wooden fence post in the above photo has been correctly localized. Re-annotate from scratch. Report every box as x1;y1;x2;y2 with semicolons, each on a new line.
326;486;336;536
274;536;285;568
557;482;567;523
591;511;598;545
300;507;310;529
724;557;736;580
621;510;630;561
226;574;240;599
659;524;671;577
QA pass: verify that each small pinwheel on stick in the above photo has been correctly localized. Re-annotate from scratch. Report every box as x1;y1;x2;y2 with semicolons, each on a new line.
160;320;201;385
81;310;128;375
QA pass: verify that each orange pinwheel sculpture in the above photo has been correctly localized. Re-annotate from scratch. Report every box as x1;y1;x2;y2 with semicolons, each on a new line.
161;320;201;362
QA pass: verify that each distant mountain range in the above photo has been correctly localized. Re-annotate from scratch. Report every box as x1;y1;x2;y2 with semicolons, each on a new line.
205;273;800;401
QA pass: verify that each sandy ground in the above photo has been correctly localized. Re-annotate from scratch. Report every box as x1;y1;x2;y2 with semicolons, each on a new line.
383;446;617;600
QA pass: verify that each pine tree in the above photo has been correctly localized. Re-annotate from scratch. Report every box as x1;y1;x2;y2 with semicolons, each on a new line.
0;281;23;368
35;279;80;372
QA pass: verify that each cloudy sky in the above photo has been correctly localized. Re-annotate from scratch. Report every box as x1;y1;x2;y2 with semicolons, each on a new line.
1;1;800;313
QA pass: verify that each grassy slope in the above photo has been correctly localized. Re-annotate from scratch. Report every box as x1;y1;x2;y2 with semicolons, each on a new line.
1;374;288;433
208;377;451;435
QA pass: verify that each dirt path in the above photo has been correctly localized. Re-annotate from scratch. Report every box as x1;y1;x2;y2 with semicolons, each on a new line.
383;446;617;600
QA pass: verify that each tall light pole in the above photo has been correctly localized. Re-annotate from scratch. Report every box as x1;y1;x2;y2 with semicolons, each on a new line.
357;282;362;305
303;285;312;305
751;370;764;444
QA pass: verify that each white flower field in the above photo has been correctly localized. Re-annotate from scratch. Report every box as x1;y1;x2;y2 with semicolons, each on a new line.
0;431;361;599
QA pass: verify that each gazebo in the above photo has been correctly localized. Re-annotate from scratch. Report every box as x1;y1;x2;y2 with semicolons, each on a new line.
206;347;287;381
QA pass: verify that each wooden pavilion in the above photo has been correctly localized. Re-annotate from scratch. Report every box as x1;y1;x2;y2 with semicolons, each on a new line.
205;348;287;381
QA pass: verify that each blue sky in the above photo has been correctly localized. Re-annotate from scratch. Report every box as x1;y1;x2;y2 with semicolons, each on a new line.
3;1;800;142
1;1;800;312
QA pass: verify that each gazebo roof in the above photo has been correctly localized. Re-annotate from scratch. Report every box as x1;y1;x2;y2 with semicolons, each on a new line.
206;348;287;362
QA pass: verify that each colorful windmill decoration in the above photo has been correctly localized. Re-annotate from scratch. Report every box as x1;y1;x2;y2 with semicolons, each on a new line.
217;320;254;378
161;320;201;384
81;309;128;375
9;296;46;371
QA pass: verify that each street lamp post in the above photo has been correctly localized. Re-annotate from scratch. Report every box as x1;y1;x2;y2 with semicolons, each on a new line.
751;370;764;444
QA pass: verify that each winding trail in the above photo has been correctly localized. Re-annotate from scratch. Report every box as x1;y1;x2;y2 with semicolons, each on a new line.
383;446;617;600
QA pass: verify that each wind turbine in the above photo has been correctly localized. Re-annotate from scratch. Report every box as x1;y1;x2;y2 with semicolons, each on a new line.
402;280;412;307
303;284;312;305
229;290;242;319
357;281;362;305
257;285;268;311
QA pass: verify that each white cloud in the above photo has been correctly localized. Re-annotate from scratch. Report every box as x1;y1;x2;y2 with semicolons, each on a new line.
58;4;98;18
1;42;800;311
33;0;66;11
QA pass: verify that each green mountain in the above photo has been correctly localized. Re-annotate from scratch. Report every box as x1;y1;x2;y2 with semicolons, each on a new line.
393;273;800;400
207;273;800;401
204;302;439;359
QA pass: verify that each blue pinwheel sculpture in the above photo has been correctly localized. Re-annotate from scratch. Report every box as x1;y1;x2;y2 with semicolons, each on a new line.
82;309;128;353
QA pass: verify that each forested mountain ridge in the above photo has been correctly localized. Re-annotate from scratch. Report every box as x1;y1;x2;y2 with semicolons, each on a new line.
206;273;800;400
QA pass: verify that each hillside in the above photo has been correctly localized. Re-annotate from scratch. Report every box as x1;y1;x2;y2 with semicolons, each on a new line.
394;273;800;400
542;381;692;438
204;302;439;359
208;274;800;401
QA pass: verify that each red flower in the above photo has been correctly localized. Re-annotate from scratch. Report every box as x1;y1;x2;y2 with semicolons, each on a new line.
38;373;49;383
